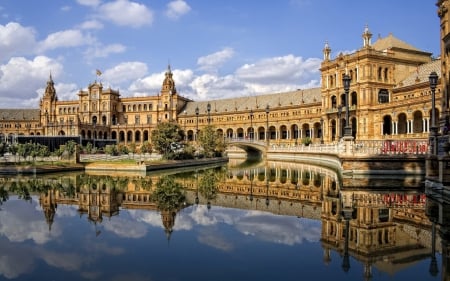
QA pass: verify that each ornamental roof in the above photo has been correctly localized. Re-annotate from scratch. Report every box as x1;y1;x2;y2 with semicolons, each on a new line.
0;109;40;121
372;33;423;53
183;87;321;116
396;59;441;88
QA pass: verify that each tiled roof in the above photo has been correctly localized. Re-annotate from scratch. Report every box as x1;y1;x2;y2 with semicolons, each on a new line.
0;109;40;121
372;33;422;52
396;59;441;88
182;88;321;116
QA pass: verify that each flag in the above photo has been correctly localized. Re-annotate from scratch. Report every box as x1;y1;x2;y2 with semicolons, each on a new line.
96;69;102;76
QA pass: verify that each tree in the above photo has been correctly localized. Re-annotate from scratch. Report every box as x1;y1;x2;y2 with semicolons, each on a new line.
153;175;185;211
141;141;152;154
151;122;183;159
198;125;225;158
65;140;77;161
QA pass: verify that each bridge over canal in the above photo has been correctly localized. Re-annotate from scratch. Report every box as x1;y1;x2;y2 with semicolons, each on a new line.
226;138;429;176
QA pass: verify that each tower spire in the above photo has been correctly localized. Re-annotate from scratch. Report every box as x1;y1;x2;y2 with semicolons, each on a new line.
362;24;372;48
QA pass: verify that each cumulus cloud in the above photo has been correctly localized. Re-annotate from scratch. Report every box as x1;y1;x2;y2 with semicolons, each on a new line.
37;29;92;52
101;61;148;84
84;43;126;60
0;56;64;108
98;0;154;28
77;0;101;7
78;19;104;30
197;47;234;73
0;22;37;62
166;0;191;20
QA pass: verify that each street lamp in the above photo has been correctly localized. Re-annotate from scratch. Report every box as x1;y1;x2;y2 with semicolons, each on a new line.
337;105;342;140
320;117;324;144
207;102;211;125
249;109;254;140
429;71;439;135
265;104;270;144
183;110;187;141
195;105;199;141
343;74;352;137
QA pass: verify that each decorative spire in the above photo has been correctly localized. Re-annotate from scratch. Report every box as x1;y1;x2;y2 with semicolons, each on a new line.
44;72;57;101
323;41;331;61
362;24;372;48
162;64;177;94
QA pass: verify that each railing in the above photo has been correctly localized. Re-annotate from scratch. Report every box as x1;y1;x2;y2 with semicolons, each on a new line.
227;137;429;156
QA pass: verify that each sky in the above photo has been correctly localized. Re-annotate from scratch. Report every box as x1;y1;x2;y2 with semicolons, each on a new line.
0;0;441;109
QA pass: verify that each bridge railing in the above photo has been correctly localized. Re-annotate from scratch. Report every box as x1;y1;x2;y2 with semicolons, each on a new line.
227;137;429;156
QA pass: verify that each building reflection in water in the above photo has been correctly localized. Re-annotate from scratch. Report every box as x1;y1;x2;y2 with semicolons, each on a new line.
2;161;449;280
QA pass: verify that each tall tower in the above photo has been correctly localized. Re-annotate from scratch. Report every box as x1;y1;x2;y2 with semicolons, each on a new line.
40;74;58;135
159;64;177;122
438;0;450;124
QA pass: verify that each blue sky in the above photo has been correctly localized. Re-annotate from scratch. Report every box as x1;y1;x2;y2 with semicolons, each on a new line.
0;0;440;108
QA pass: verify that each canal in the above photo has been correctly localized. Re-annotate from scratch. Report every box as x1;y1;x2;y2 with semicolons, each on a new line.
0;158;445;281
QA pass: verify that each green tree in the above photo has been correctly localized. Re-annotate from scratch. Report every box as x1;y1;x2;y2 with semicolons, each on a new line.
198;125;225;158
198;169;218;209
8;143;18;162
151;122;183;159
65;140;77;161
105;144;119;156
141;141;152;154
153;175;185;211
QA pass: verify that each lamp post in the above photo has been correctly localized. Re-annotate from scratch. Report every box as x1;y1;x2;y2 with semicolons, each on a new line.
207;102;211;125
320;117;324;144
343;74;352;137
337;105;342;140
429;71;439;136
265;105;270;144
195;106;199;141
183;110;187;141
249;109;254;140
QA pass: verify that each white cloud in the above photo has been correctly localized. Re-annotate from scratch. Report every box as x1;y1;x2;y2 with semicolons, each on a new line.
77;0;101;7
84;43;126;60
78;19;104;30
0;56;63;108
37;29;91;52
0;22;37;62
197;47;234;73
166;0;191;20
98;0;154;28
102;61;148;84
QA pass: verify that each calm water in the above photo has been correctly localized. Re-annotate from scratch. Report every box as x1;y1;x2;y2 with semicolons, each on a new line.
0;159;446;281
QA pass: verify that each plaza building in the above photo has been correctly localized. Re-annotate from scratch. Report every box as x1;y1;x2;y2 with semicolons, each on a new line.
0;24;444;148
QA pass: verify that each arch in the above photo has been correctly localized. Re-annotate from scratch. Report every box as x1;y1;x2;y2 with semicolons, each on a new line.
58;130;65;135
236;128;244;138
111;131;117;140
291;124;299;139
81;130;86;139
102;115;107;125
103;132;108;139
258;126;265;140
268;126;276;140
92;116;97;125
226;128;233;138
301;123;310;138
187;130;194;141
331;95;337;108
412;110;423;133
127;130;132;142
143;130;149;141
382;115;392;135
398;113;407;134
119;131;125;142
216;129;224;139
351;91;357;106
351;117;357;139
313;122;321;139
135;130;141;142
280;125;288;139
330;119;337;141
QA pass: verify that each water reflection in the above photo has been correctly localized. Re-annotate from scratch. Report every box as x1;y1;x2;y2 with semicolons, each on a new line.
0;162;445;281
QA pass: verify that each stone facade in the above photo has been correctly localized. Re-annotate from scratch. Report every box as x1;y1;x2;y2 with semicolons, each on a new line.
0;23;444;147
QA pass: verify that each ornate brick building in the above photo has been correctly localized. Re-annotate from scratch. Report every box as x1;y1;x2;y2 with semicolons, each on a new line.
0;23;444;148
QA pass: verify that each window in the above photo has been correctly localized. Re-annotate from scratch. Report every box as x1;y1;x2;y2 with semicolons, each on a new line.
378;89;389;103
